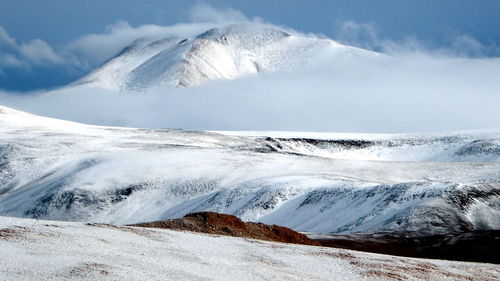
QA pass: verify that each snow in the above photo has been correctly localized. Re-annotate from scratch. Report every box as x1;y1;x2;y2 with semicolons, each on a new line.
75;23;381;90
213;129;500;141
0;216;498;281
216;130;500;162
0;105;499;234
73;38;181;90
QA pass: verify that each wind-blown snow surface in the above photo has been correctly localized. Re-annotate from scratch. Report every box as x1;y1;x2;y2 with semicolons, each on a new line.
0;105;499;234
3;217;499;281
74;23;379;90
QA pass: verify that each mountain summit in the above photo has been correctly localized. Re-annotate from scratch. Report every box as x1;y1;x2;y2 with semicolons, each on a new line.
75;24;378;90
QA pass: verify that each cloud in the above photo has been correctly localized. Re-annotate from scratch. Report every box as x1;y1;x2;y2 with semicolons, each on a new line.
189;3;250;23
66;4;261;66
0;4;258;90
0;53;22;68
0;6;498;133
18;39;64;64
0;26;80;91
335;20;500;57
1;52;499;133
0;26;17;48
448;34;498;57
0;26;65;69
65;20;226;66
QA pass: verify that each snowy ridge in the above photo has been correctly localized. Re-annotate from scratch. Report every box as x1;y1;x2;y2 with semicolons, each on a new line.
218;130;500;162
76;38;181;90
74;23;380;90
0;105;499;234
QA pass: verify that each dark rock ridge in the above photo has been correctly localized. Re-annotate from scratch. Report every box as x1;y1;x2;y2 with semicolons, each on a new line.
312;230;500;264
131;212;320;246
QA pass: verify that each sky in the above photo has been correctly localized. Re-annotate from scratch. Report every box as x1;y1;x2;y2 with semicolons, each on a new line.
0;1;499;133
1;0;499;91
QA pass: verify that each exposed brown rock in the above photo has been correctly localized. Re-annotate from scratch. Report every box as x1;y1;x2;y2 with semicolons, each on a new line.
0;227;28;240
0;228;18;239
131;212;500;264
131;212;320;246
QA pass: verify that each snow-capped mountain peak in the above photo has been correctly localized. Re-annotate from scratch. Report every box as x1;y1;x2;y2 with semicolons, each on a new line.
75;23;378;90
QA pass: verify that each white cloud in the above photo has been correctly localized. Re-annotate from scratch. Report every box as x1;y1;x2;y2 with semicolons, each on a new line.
65;4;265;66
0;53;23;67
0;26;66;68
449;34;497;57
0;26;17;48
65;20;222;66
0;4;257;73
335;20;500;57
18;39;64;64
188;3;250;23
2;53;499;133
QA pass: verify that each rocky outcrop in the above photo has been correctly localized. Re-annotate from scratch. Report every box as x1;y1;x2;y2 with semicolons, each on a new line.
132;212;320;246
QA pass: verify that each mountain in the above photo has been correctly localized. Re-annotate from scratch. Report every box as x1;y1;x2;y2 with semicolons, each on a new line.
74;24;380;90
1;105;499;234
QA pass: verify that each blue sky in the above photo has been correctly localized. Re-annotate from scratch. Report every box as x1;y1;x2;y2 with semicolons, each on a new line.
1;0;499;91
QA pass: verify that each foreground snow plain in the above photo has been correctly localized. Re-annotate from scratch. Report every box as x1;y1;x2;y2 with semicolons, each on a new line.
0;105;499;234
1;216;498;281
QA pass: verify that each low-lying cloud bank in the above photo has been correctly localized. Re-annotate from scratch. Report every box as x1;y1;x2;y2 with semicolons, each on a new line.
1;54;499;133
0;5;498;133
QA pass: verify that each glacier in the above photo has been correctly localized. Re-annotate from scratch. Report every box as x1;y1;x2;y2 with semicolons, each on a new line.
0;105;498;234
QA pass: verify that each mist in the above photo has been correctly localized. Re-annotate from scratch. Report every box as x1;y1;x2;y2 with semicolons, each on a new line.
1;51;499;133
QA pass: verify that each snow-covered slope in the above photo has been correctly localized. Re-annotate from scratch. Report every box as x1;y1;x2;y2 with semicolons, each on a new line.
0;105;499;234
1;216;498;281
74;24;379;90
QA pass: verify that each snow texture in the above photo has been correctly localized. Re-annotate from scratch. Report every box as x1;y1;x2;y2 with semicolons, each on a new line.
0;216;498;281
75;23;380;90
0;105;499;234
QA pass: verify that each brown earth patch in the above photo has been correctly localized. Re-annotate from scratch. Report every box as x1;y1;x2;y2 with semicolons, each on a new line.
64;263;110;278
361;269;406;281
131;212;320;246
0;228;20;239
0;227;29;240
315;251;356;260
